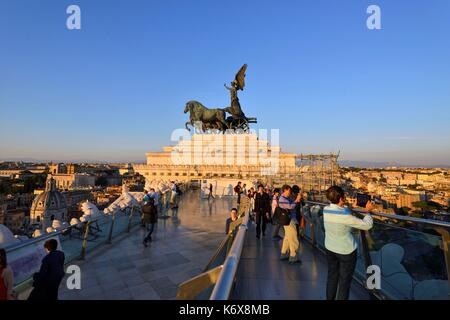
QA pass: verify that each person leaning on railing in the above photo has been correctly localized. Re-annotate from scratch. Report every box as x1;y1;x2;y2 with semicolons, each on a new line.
28;239;65;301
323;186;374;300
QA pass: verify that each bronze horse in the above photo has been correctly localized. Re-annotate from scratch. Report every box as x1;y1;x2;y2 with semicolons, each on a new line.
184;100;227;132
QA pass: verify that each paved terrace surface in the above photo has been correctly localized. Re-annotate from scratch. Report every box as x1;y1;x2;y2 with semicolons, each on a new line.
59;191;369;300
59;190;234;300
232;221;370;300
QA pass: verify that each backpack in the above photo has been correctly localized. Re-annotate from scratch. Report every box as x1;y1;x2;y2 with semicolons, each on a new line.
0;268;8;300
234;185;240;194
273;206;291;226
143;197;155;211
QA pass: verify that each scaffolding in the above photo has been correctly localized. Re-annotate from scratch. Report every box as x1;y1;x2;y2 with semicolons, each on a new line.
295;153;340;195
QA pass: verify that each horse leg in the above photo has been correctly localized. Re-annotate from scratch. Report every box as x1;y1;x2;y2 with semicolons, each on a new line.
185;121;192;131
218;111;228;132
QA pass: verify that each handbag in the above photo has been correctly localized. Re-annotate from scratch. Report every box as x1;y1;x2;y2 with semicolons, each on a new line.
273;206;291;226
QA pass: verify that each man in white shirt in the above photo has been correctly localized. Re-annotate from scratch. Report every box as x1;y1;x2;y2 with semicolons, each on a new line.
323;186;374;300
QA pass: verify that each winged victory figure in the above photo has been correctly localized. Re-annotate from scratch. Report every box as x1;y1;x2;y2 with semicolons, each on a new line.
224;64;248;120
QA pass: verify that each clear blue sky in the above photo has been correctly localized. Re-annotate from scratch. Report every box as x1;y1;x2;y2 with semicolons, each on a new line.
1;0;449;165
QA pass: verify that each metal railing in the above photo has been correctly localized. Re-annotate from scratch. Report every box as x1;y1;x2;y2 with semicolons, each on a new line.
302;200;450;300
176;196;450;300
5;205;142;298
176;197;251;300
210;209;249;300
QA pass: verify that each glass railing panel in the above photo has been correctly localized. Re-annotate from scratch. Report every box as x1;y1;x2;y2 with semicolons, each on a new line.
204;238;229;272
111;211;131;238
80;215;114;254
58;226;85;262
311;205;326;250
363;220;448;300
354;234;369;283
303;202;449;300
301;206;312;241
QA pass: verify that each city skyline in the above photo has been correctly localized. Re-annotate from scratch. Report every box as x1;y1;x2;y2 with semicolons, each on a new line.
1;0;450;165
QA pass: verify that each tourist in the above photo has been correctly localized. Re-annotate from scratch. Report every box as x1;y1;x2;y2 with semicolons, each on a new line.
278;185;302;264
225;208;238;234
0;248;15;300
323;186;374;300
254;185;271;239
142;196;158;247
292;185;303;237
234;181;242;205
170;181;177;209
28;239;65;300
141;190;150;227
149;188;159;206
264;186;273;222
208;183;215;200
271;188;283;240
247;187;255;221
242;183;247;196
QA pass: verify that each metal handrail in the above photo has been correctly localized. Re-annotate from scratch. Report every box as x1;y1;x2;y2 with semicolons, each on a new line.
4;228;67;253
304;200;450;228
210;204;250;300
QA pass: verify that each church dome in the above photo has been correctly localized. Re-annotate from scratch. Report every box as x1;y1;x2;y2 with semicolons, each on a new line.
30;176;68;229
31;177;67;213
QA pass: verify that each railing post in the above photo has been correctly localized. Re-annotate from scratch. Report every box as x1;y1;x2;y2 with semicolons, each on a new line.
309;206;316;247
127;206;135;233
107;211;116;244
79;221;91;260
434;227;450;299
359;230;378;300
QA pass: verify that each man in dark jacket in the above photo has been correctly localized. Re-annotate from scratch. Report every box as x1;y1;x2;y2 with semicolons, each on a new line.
28;239;65;300
254;185;271;239
143;197;158;247
234;182;242;205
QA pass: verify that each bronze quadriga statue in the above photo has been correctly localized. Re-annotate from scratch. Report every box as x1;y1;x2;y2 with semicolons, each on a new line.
184;64;257;133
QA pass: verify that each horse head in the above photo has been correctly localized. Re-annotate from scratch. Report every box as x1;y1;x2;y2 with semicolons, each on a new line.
184;101;194;114
183;103;189;114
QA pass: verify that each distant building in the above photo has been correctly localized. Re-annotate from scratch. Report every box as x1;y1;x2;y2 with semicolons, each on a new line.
119;163;134;175
0;169;46;178
47;163;95;189
51;173;96;190
397;193;427;209
63;189;93;208
3;208;25;233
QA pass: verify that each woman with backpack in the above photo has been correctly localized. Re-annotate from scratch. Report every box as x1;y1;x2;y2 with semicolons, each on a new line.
275;185;302;264
0;248;15;300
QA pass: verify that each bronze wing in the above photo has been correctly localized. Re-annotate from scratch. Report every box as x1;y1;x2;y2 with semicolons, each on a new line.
234;64;247;90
